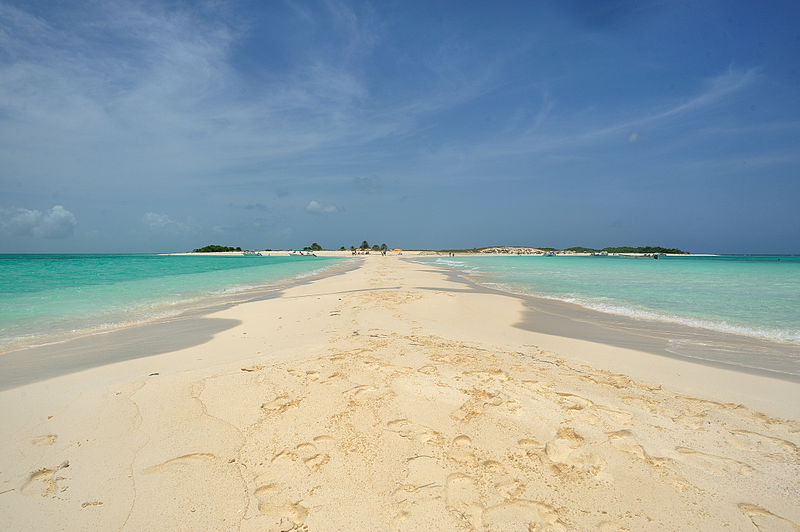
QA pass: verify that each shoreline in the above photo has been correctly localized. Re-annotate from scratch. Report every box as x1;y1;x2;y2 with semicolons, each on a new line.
162;249;721;257
418;259;800;382
3;254;796;388
1;256;797;529
0;256;359;359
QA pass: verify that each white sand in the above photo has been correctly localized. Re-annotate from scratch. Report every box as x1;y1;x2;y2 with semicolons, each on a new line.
0;257;798;530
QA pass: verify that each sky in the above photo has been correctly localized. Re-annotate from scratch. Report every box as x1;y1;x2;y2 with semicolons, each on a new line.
1;0;799;254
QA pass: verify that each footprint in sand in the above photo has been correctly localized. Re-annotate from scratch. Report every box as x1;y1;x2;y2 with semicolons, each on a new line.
482;499;566;531
261;393;302;415
253;483;309;529
448;435;477;465
674;447;755;476
607;431;697;494
31;434;57;446
81;501;103;509
452;388;520;422
544;427;607;476
597;519;630;531
738;503;799;531
392;455;446;526
386;419;444;447
724;429;799;458
556;392;594;411
344;384;393;405
271;438;335;473
596;405;634;425
607;430;648;460
322;371;346;384
520;379;553;394
463;368;510;385
295;442;329;472
555;393;633;426
445;473;483;530
270;449;298;464
481;459;524;499
581;372;633;390
287;369;322;384
417;365;437;375
21;461;69;497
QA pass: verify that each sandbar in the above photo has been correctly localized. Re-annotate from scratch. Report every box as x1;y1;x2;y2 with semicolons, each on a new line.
0;256;797;530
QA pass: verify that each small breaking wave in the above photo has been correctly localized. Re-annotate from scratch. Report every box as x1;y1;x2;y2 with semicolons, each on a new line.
429;260;800;345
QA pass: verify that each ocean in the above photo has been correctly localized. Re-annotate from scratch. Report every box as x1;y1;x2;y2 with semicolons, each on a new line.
425;255;800;346
0;254;345;352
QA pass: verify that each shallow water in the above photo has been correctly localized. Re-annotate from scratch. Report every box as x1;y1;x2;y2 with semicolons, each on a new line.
425;255;800;345
0;254;344;351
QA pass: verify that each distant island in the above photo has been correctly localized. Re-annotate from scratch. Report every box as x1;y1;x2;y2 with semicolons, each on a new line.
189;243;689;255
438;245;689;255
564;246;688;254
193;245;242;252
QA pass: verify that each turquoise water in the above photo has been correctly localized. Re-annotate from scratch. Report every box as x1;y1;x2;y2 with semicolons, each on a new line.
426;255;800;344
0;254;344;351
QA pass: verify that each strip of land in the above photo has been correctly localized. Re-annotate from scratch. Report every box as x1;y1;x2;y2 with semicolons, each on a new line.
0;257;797;530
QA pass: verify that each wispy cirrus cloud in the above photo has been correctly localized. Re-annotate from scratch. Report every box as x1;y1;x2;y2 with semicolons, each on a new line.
419;67;761;171
0;0;497;195
2;1;797;254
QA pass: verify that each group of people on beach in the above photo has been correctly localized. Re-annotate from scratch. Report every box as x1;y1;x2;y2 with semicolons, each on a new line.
351;249;389;256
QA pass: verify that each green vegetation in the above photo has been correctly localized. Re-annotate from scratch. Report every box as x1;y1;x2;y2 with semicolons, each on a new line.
303;242;323;251
602;246;687;254
566;245;688;254
193;245;241;252
348;240;391;251
437;245;689;254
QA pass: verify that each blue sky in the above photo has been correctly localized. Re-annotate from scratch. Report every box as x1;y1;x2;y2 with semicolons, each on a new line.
1;0;798;253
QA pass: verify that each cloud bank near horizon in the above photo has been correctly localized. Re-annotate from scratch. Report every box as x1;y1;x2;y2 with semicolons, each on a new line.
0;205;77;239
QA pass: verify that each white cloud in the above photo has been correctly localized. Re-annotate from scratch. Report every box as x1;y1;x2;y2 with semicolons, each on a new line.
628;132;640;143
38;205;78;238
142;212;192;233
305;200;338;214
142;212;175;229
0;205;77;238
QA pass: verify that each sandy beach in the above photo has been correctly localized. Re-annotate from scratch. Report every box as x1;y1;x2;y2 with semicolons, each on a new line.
1;256;798;531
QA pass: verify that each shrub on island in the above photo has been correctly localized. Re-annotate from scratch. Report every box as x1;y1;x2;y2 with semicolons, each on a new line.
193;245;242;253
602;246;687;254
564;246;688;254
